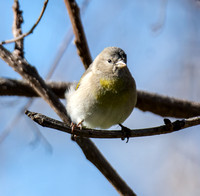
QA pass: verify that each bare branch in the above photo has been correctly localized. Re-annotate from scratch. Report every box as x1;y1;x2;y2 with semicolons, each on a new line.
0;78;71;99
136;90;200;118
12;0;24;57
1;78;200;118
0;0;49;45
25;110;200;139
64;0;92;69
74;137;136;196
0;44;71;124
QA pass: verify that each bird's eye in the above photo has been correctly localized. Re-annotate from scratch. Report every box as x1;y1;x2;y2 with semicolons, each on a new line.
107;59;112;63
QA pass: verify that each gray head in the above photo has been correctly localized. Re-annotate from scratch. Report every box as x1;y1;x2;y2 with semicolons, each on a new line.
93;47;128;76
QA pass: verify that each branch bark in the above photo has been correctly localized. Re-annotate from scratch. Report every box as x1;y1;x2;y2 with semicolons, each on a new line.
12;0;24;57
64;0;92;69
0;45;71;124
136;90;200;118
25;110;200;139
1;78;200;118
0;78;70;98
75;137;136;196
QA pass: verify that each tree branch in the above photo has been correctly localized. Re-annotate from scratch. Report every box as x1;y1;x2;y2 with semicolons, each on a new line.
12;0;24;57
1;78;200;118
74;137;136;196
25;110;200;139
0;45;71;124
0;78;71;98
1;0;49;45
64;0;92;69
136;90;200;118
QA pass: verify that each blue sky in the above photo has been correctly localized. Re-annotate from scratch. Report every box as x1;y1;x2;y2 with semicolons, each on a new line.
1;0;200;195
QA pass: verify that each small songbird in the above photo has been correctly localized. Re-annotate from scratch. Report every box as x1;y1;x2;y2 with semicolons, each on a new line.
65;47;137;129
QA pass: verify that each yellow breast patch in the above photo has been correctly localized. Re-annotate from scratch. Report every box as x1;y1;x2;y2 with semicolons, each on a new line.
100;78;123;93
96;78;130;108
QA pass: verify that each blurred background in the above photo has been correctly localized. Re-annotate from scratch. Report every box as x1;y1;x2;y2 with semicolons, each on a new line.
0;0;200;195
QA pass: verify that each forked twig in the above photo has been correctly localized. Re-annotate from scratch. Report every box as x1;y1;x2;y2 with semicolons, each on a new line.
1;0;49;45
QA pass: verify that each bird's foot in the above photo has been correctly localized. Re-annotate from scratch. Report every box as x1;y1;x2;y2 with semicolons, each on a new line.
119;124;131;143
70;120;84;140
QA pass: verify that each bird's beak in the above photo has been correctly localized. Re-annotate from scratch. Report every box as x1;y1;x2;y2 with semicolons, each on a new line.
116;60;127;69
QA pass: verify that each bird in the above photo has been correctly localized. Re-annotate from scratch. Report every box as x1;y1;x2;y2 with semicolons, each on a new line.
65;47;137;130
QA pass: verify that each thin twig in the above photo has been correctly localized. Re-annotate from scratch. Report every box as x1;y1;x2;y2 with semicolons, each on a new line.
25;110;200;139
0;0;49;45
12;0;24;57
64;0;92;69
1;78;200;118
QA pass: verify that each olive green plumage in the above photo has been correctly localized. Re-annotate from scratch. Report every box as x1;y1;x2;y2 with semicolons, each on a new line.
65;47;137;129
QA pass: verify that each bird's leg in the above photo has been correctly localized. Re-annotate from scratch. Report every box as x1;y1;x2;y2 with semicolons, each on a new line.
77;120;84;130
119;124;131;143
70;120;84;132
70;122;76;140
70;120;84;140
70;122;76;132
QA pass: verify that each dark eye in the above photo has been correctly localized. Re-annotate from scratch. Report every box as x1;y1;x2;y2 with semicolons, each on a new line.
107;59;112;63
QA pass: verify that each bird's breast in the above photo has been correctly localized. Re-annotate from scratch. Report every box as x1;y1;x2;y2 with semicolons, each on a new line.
95;77;132;108
99;78;124;93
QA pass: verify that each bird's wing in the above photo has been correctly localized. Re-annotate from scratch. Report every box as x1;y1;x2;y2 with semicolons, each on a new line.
75;63;93;90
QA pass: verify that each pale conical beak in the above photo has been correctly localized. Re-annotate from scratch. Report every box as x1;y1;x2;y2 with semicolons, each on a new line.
116;60;127;69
